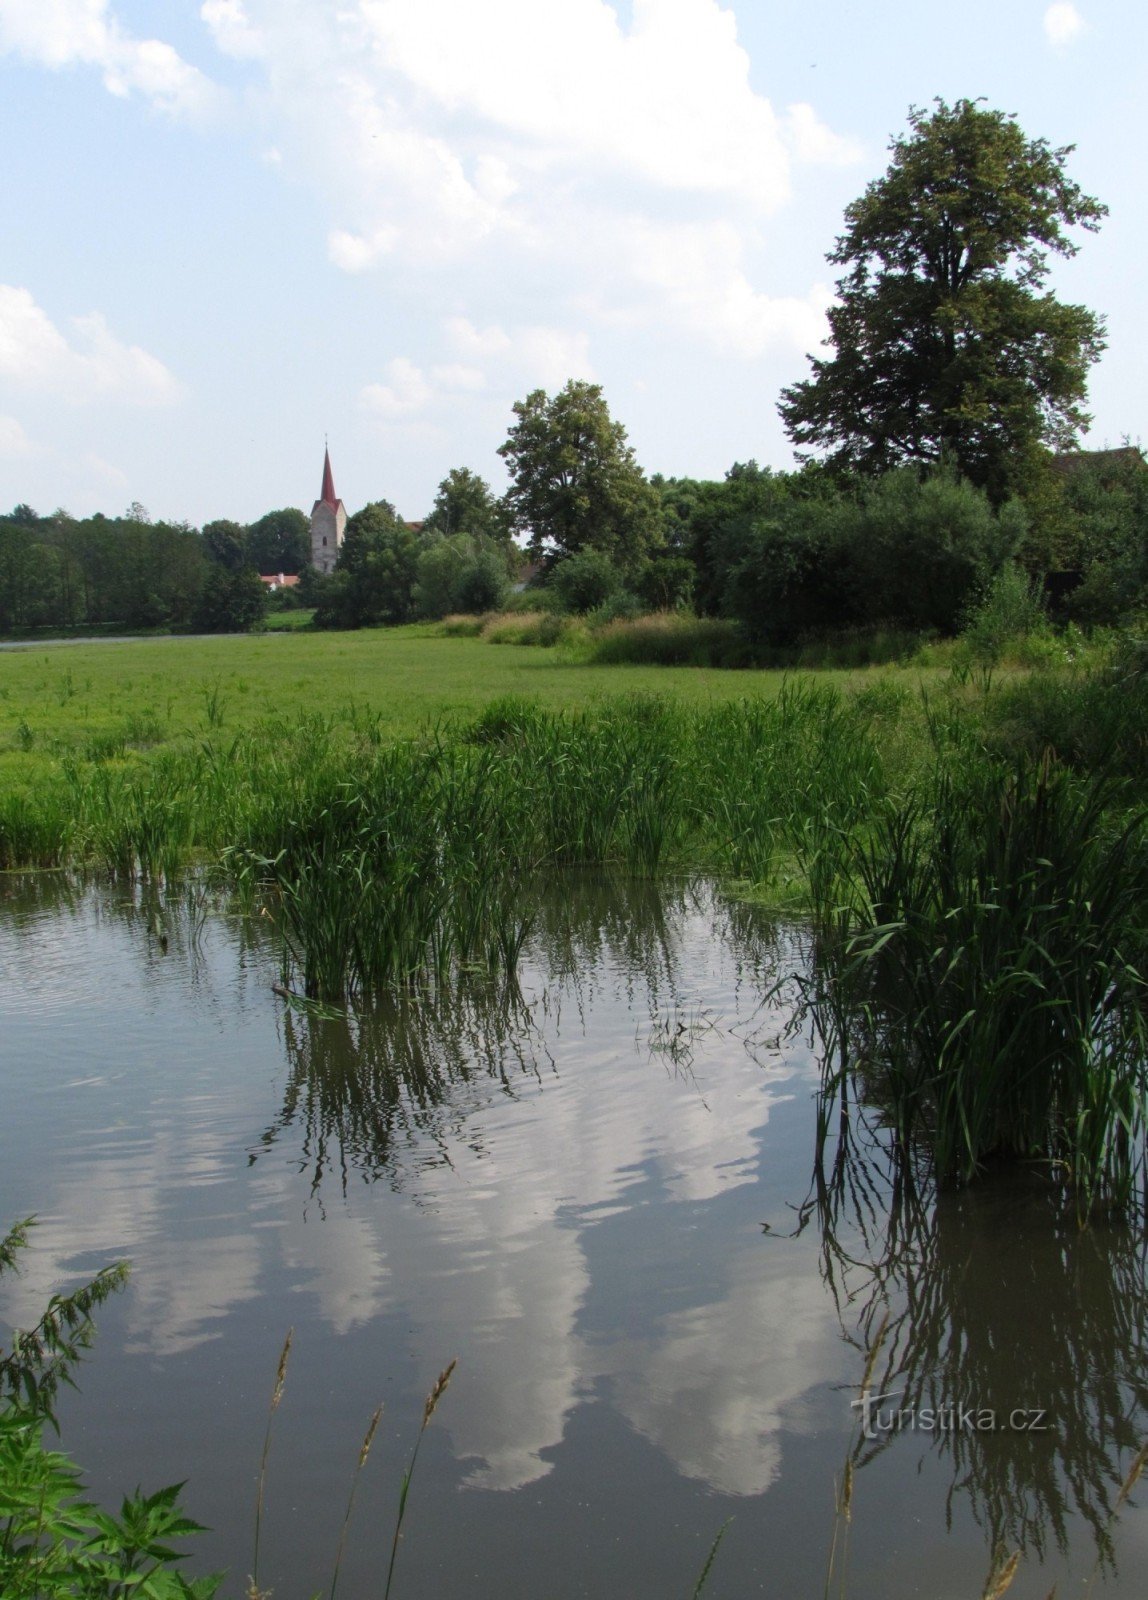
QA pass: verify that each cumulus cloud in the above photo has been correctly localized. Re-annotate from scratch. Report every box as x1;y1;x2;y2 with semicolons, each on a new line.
1044;3;1086;48
198;1;858;380
0;285;181;405
199;0;263;60
361;356;434;418
0;0;217;116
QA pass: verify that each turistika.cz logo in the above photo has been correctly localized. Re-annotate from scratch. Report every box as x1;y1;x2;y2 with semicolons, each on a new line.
853;1391;1050;1440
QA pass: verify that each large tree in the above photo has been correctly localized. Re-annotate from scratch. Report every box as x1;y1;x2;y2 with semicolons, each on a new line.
779;99;1107;500
313;500;423;628
422;468;510;543
499;380;662;571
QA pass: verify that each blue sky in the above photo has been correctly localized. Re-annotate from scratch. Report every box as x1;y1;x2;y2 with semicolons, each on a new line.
0;1;1142;526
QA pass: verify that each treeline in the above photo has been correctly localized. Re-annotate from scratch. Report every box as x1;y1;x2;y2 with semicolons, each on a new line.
303;379;1148;651
0;504;308;635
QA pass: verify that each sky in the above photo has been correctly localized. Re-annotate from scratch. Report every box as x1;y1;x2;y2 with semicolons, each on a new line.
0;0;1143;526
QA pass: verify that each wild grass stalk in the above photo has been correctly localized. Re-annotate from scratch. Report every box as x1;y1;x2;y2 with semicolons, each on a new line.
329;1403;383;1600
383;1360;457;1600
251;1328;292;1597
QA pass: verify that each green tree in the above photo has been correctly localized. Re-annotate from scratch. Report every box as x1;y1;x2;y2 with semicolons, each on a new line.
413;535;510;619
246;507;310;575
423;468;510;543
499;380;662;572
314;501;423;628
779;99;1107;501
201;519;250;573
550;546;624;614
194;566;267;633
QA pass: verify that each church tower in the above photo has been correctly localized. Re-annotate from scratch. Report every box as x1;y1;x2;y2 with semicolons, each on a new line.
310;446;346;574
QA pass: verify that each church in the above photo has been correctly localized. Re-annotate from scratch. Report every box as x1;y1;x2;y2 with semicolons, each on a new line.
310;446;346;574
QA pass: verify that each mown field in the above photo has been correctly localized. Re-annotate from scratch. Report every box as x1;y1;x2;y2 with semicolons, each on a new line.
0;624;910;792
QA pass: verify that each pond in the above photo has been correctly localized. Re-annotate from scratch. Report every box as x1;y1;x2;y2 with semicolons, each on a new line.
1;874;1145;1599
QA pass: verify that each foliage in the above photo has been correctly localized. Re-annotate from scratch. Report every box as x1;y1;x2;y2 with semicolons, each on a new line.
193;567;267;634
499;380;663;572
0;1222;221;1600
0;512;207;634
549;546;624;613
780;99;1107;500
413;535;510;620
245;508;309;576
314;501;423;629
201;520;249;574
805;760;1148;1215
960;563;1049;664
587;614;747;668
633;554;695;611
422;468;510;544
724;469;1021;645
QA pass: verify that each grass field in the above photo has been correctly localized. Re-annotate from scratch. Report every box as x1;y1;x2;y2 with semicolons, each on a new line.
0;623;913;790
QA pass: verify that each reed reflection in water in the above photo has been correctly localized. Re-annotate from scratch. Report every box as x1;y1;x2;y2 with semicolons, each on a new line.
2;871;1147;1593
808;1116;1148;1578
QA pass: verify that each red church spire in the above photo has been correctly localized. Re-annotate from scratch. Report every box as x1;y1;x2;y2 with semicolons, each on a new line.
320;446;338;508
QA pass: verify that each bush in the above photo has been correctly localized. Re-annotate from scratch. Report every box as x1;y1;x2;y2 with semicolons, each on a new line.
414;535;510;619
480;610;579;647
550;547;623;613
589;589;644;625
724;468;1023;647
960;563;1050;664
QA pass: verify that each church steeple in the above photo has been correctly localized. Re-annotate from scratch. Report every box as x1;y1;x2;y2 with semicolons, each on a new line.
320;446;338;508
310;442;346;575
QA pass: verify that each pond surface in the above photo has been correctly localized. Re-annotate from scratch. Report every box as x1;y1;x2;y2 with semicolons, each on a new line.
1;875;1145;1599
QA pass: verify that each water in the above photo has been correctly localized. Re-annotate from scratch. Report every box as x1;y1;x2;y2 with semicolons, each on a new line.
1;874;1145;1598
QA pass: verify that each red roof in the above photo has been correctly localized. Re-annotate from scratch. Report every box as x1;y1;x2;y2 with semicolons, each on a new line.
259;573;300;589
320;446;338;507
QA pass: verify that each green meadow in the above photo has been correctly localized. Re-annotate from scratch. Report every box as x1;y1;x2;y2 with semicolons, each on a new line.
0;625;889;785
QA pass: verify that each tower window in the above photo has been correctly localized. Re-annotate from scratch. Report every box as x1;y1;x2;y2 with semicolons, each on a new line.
322;536;328;546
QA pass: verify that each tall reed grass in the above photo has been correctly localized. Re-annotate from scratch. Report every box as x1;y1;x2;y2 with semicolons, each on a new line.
805;756;1148;1214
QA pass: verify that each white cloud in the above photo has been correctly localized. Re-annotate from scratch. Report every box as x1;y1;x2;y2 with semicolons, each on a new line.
431;363;487;392
1044;3;1085;48
785;102;863;166
361;356;433;418
608;220;833;357
512;326;595;388
0;413;34;457
203;1;857;376
81;450;129;488
0;285;181;405
199;0;263;60
445;319;513;360
0;0;218;116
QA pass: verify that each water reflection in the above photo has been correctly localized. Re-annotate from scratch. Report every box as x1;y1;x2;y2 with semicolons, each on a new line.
251;874;792;1204
255;985;544;1200
809;1122;1148;1568
2;873;1147;1593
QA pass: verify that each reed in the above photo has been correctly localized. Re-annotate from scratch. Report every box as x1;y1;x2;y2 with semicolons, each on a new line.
807;755;1148;1213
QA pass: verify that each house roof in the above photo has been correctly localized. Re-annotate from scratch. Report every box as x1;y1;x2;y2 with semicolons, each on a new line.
1050;446;1146;476
259;573;300;588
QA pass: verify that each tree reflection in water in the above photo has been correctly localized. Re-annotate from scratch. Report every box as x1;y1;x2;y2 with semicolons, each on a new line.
807;1113;1148;1571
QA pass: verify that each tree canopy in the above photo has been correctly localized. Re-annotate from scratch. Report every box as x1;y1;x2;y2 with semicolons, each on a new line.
422;468;510;544
779;98;1107;500
313;500;422;628
499;380;662;571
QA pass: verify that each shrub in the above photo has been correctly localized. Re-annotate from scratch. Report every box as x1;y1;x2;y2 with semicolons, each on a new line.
960;562;1050;664
550;547;623;613
480;610;577;647
414;535;510;619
